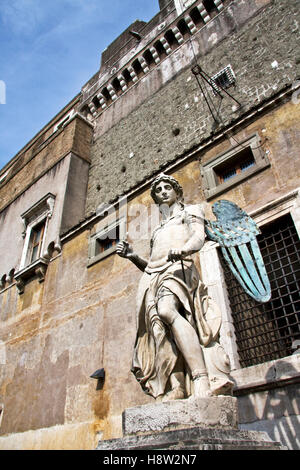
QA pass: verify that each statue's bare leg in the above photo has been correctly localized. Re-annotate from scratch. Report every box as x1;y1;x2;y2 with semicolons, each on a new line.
150;318;185;401
157;291;211;398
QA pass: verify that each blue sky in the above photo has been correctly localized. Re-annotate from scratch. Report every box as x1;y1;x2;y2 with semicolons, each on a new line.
0;0;159;170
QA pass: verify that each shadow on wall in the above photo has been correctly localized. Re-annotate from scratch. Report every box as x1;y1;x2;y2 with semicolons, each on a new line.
237;360;300;450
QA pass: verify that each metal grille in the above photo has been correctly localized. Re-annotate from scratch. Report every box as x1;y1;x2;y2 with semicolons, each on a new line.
211;65;236;93
220;214;300;367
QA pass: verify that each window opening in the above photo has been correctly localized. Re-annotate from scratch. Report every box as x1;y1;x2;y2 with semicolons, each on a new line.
88;217;126;267
215;147;255;183
203;0;218;15
122;69;133;86
95;225;120;255
143;50;156;68
164;30;179;50
92;96;101;109
189;7;204;26
177;19;191;39
211;65;236;93
27;220;46;264
101;87;112;106
220;214;300;367
132;59;144;79
201;134;270;200
112;78;122;96
19;193;55;270
154;40;167;59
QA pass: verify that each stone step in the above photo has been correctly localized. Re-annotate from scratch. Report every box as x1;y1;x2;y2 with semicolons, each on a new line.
96;426;286;450
97;396;286;450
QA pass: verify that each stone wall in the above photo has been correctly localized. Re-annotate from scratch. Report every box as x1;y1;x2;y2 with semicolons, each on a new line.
202;98;300;213
0;115;92;213
1;151;299;448
0;206;149;448
100;20;147;73
0;0;299;451
0;161;206;448
85;0;300;214
232;355;300;450
0;152;91;282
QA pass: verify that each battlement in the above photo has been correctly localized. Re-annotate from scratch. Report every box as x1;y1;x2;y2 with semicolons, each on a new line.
80;0;229;120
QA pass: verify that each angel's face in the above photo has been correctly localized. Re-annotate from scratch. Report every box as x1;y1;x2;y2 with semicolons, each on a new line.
154;181;178;207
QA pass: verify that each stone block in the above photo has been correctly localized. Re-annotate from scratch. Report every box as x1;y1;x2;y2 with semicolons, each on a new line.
123;396;238;436
96;396;287;450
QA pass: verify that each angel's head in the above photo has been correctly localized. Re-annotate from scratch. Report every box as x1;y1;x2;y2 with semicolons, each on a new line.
150;174;184;207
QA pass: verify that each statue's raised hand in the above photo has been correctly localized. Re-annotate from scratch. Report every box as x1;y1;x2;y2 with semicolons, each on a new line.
117;241;148;272
116;240;133;258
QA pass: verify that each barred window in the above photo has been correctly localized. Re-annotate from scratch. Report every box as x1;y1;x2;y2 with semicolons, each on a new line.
211;65;236;93
215;147;255;183
220;214;300;368
201;134;270;200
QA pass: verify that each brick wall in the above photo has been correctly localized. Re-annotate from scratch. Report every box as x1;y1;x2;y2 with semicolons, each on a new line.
0;116;93;213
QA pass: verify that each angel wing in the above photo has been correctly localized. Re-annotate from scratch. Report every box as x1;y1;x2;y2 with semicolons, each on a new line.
205;200;271;303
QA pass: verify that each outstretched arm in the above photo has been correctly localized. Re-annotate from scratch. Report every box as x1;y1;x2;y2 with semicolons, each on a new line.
116;241;148;272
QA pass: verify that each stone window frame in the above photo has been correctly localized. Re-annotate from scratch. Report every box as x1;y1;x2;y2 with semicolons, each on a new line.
87;215;126;267
26;219;46;265
19;193;55;269
201;133;270;200
14;193;56;294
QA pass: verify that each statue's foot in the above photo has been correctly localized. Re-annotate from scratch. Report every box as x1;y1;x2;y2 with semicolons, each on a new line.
192;374;212;398
162;387;185;402
210;378;234;396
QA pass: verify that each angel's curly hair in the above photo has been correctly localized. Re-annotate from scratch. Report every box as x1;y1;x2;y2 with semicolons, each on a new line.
150;174;184;204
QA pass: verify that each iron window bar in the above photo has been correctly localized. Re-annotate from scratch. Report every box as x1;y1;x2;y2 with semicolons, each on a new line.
220;214;300;367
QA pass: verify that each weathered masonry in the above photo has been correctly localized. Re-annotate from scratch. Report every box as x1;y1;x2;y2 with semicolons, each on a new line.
0;0;299;450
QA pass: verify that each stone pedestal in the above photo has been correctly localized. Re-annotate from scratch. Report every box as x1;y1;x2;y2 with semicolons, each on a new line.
96;397;286;450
